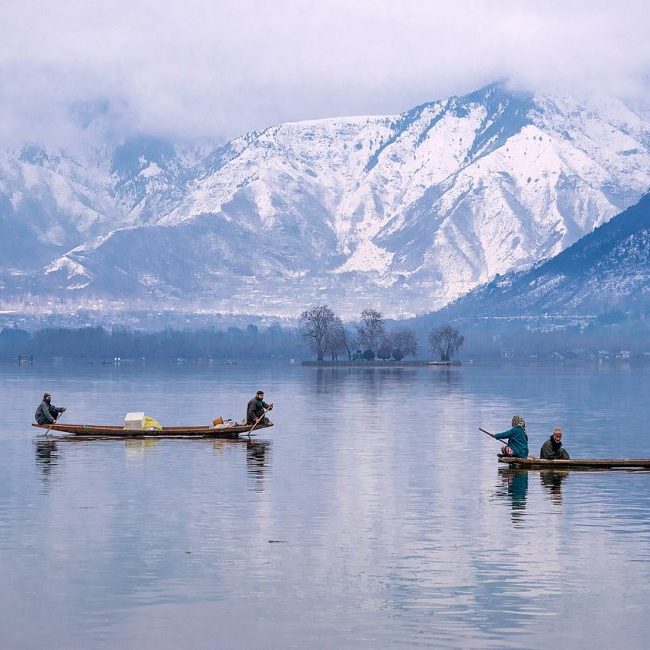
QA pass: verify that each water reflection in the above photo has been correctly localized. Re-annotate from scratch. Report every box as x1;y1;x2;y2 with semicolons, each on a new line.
245;439;271;490
34;439;59;482
8;363;650;649
540;470;569;506
497;468;528;523
430;367;463;390
312;367;420;396
124;438;161;459
211;438;272;490
313;367;347;395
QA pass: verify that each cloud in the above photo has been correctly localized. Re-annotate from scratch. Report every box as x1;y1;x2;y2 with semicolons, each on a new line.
1;0;649;146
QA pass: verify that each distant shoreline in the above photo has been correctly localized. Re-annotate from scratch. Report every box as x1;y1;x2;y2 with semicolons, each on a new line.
301;360;461;367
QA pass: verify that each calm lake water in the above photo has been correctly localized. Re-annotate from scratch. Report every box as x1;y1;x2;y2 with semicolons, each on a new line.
1;361;650;649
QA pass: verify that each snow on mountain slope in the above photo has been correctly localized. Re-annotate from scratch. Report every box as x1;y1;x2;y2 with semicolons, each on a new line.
5;83;650;318
0;145;114;269
0;137;204;273
436;192;650;317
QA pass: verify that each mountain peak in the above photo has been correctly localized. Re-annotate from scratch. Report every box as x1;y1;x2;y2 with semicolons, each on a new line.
459;80;531;105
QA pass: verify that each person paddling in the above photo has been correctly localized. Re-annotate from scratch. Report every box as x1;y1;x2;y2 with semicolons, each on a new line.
540;427;570;460
493;415;529;458
246;390;273;425
34;393;66;425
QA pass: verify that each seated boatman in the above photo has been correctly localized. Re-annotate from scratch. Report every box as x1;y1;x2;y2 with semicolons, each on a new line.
494;415;529;458
540;427;570;460
246;390;274;425
34;392;66;425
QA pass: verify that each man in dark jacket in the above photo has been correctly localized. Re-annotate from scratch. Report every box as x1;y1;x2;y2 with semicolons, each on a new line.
246;391;273;425
540;427;570;460
34;393;66;425
494;415;529;458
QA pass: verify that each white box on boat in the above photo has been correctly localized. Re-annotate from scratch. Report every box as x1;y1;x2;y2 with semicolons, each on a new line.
124;412;145;430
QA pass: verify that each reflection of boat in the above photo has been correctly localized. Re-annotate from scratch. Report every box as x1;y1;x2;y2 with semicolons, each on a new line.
34;438;59;478
246;439;270;476
32;422;273;439
496;468;528;523
499;456;650;470
540;470;569;505
125;438;162;450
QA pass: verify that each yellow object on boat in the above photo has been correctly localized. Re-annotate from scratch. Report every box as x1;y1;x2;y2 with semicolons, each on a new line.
143;416;162;430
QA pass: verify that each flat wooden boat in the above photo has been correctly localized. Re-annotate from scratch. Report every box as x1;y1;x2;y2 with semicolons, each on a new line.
32;422;272;439
499;456;650;470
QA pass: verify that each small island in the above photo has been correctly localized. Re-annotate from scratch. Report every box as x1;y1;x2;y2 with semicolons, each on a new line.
301;359;460;366
299;305;464;366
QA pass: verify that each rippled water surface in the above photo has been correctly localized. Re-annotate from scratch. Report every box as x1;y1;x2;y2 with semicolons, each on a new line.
2;362;650;648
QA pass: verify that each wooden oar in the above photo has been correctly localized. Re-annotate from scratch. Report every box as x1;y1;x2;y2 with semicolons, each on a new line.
247;406;272;437
44;412;64;437
479;427;503;445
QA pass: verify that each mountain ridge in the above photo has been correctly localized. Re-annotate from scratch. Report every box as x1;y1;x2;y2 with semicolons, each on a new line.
2;82;650;318
433;191;650;320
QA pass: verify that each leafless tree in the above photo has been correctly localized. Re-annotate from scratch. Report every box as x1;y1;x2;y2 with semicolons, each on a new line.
342;326;357;360
300;305;336;360
357;309;384;354
325;317;350;360
377;336;392;360
428;325;464;361
391;329;418;360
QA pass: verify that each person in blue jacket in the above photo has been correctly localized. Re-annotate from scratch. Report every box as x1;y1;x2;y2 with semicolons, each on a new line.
494;415;529;458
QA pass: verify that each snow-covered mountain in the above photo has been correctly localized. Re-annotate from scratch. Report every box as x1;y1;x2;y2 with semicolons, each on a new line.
3;83;650;318
433;192;650;318
0;136;202;268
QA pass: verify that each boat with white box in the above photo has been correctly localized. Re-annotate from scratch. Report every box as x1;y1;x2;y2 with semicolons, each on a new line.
32;410;273;439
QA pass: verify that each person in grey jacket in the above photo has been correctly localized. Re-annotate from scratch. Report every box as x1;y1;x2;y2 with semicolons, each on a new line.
34;393;66;425
540;427;570;460
246;391;273;425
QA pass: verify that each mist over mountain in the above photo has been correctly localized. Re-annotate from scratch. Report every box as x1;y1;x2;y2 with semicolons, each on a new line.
2;83;650;319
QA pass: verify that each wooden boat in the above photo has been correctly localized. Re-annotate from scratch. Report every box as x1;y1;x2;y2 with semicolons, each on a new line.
499;456;650;470
32;421;273;439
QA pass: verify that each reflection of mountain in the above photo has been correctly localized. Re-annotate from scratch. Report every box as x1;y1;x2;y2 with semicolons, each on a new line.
3;84;650;317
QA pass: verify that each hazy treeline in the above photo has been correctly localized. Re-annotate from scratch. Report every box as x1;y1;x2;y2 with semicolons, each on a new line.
415;314;650;360
3;309;648;364
0;324;308;361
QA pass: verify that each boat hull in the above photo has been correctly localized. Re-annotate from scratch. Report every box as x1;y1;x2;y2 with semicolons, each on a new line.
499;456;650;470
32;422;272;439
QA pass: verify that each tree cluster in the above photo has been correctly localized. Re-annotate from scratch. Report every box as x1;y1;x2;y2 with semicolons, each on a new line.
428;325;465;361
300;305;420;361
377;329;418;361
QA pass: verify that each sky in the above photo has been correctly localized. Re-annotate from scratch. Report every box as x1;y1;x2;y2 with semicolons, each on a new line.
1;0;650;146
